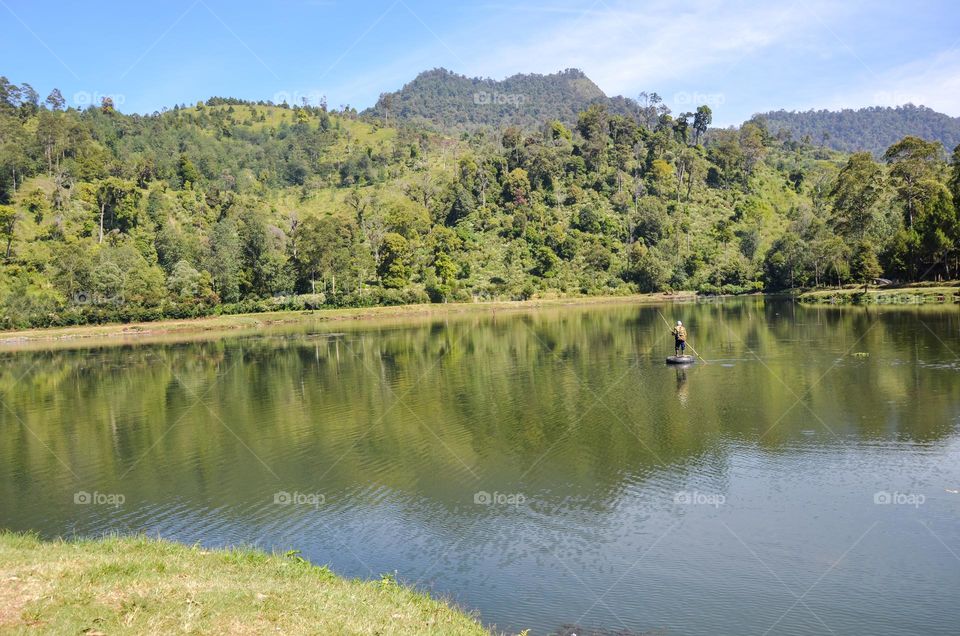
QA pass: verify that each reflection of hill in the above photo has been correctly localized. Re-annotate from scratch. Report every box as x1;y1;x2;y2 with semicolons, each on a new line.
1;299;959;529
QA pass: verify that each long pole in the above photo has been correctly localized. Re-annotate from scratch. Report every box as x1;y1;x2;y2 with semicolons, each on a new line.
657;309;707;363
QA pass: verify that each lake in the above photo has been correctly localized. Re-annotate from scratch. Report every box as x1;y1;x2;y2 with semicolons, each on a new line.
2;298;959;635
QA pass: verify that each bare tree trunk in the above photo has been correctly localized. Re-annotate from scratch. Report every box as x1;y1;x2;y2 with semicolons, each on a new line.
99;203;106;243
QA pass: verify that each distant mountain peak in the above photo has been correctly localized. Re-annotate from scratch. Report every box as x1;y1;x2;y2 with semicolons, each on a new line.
364;68;632;131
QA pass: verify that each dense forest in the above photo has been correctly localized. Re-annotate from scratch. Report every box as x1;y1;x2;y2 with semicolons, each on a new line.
365;68;640;132
0;73;958;329
756;105;960;156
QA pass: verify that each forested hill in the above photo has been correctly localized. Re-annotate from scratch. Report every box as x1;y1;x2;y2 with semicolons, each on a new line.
1;73;959;330
364;68;638;131
754;105;960;156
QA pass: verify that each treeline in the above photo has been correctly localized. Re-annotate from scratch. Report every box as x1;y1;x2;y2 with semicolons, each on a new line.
0;74;959;330
756;105;960;157
763;136;960;288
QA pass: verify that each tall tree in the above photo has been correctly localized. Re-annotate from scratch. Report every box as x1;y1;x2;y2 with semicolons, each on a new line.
45;88;65;111
36;109;66;174
89;178;140;243
0;205;18;259
207;217;242;303
829;152;883;242
739;122;766;175
883;136;943;228
692;105;712;146
576;104;609;172
377;232;409;288
237;207;270;296
296;215;355;295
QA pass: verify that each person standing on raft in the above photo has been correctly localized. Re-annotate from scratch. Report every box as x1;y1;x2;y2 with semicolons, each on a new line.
671;321;687;356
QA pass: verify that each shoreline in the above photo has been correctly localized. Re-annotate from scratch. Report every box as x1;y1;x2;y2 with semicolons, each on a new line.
796;283;960;305
0;292;696;349
2;283;956;350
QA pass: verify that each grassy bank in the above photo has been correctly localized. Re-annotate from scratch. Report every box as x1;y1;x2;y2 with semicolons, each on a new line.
3;286;955;350
0;292;695;349
0;532;489;635
797;282;960;305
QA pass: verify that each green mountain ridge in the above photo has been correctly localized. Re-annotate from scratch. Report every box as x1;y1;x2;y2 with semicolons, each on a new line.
753;105;960;156
364;67;639;131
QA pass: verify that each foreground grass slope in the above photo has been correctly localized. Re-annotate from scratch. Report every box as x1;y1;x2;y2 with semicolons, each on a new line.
0;532;488;635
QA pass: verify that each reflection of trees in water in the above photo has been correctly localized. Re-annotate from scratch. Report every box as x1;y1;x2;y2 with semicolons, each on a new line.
1;300;959;515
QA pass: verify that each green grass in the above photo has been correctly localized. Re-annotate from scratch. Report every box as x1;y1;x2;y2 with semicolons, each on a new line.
194;104;398;150
0;531;489;635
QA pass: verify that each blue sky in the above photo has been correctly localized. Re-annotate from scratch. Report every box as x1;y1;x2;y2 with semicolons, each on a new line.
2;0;958;126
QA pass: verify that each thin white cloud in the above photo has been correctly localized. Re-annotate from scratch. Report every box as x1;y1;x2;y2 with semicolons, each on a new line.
821;48;960;116
453;0;847;96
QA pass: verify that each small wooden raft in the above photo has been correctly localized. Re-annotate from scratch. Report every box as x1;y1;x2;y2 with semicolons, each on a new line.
666;355;696;365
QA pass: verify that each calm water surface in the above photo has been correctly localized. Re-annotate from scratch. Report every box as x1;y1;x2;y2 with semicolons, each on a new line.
2;299;960;635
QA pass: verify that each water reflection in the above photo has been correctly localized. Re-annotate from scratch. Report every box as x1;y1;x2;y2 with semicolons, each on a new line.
1;299;959;635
